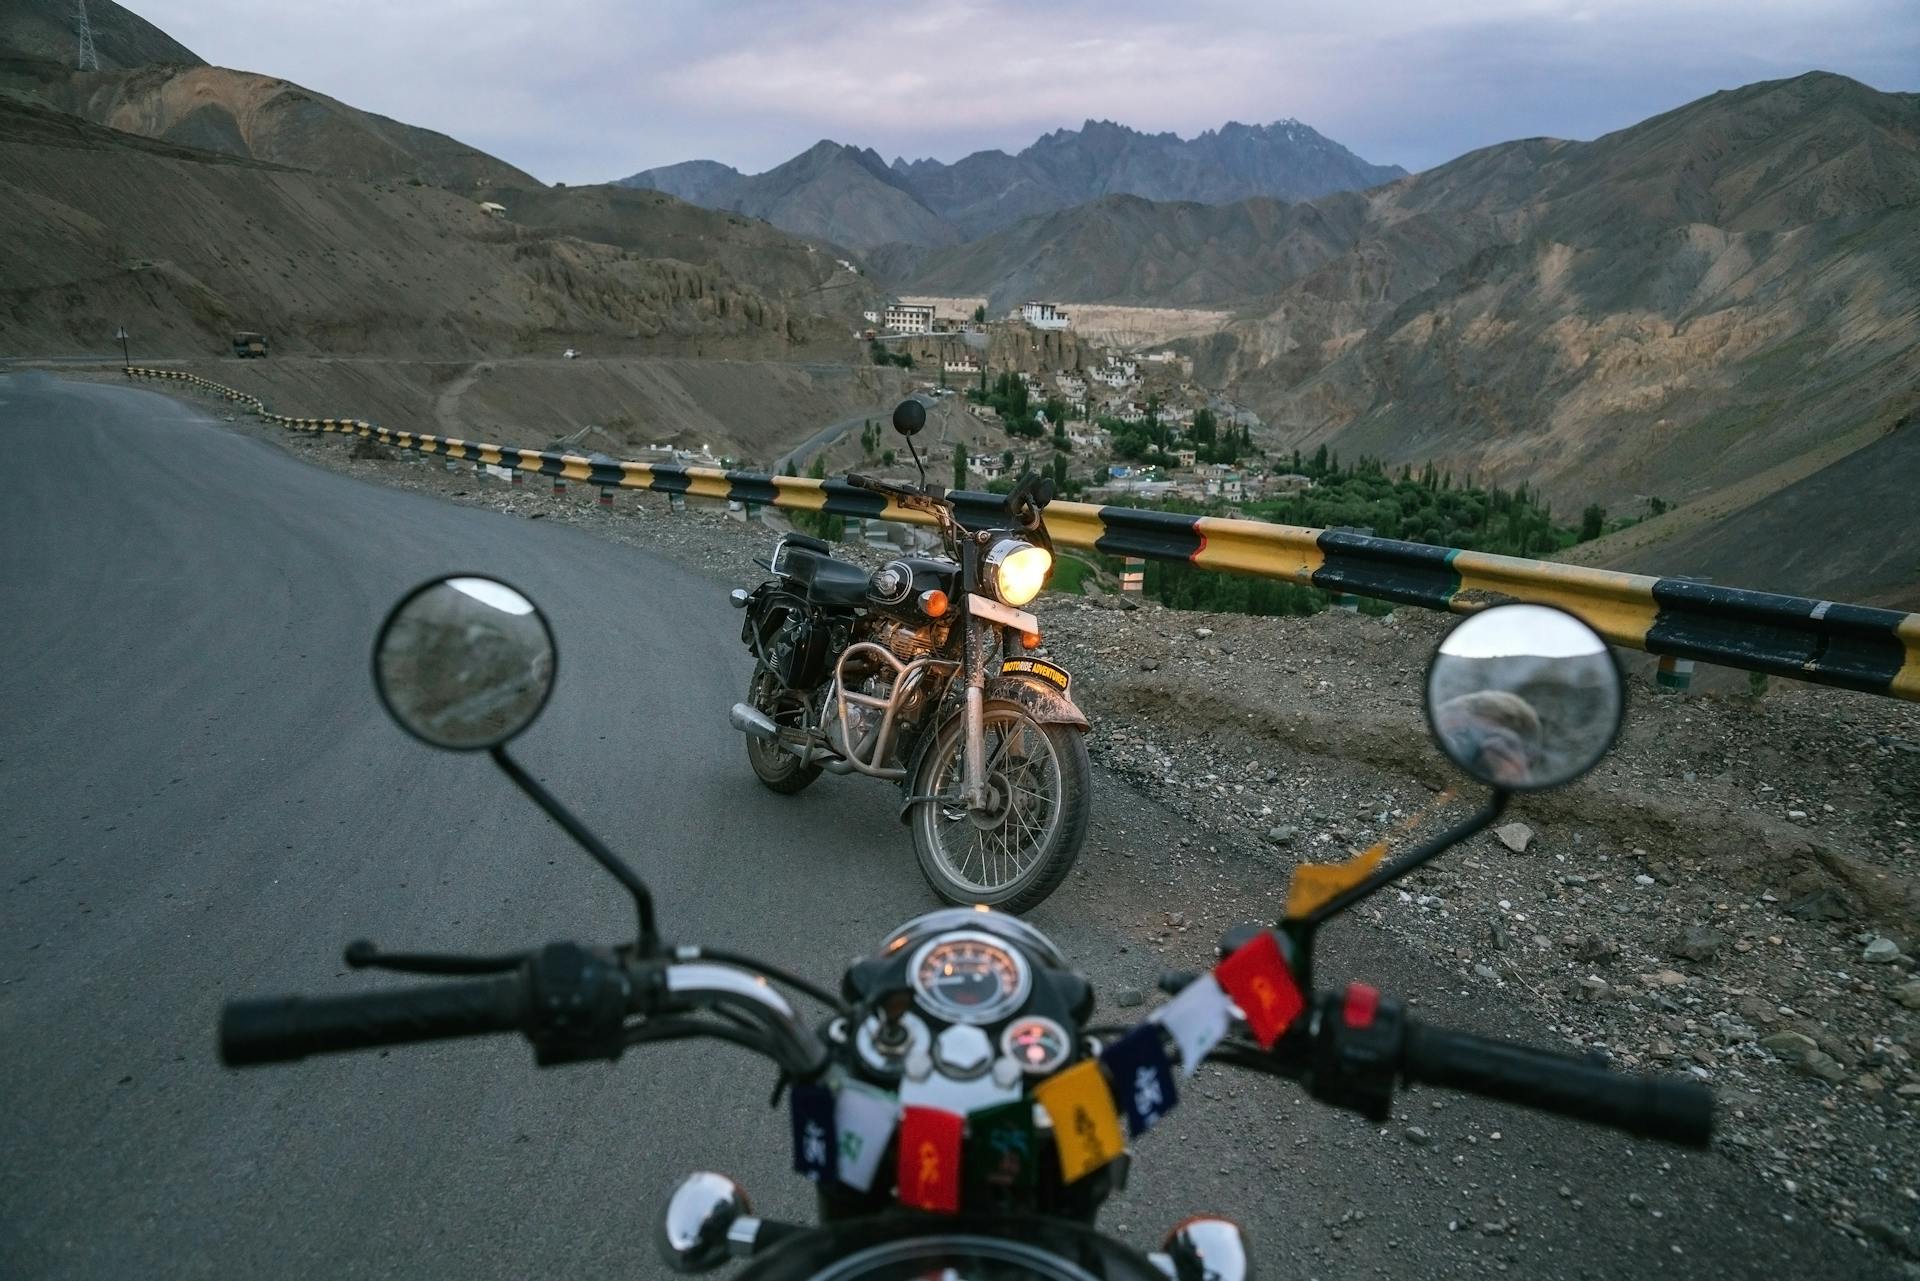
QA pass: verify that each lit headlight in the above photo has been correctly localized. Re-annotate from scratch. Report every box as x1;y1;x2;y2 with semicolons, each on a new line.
986;539;1051;607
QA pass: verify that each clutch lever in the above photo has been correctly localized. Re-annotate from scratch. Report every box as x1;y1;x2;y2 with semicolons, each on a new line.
343;939;530;976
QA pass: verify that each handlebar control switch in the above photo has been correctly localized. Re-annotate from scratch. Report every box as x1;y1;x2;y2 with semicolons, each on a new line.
1308;984;1403;1123
527;942;632;1066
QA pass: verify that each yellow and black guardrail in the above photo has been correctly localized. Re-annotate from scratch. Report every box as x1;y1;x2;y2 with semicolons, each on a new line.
127;366;1920;703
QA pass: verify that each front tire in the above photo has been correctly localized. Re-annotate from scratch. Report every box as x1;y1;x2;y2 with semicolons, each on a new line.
909;702;1090;914
745;667;822;795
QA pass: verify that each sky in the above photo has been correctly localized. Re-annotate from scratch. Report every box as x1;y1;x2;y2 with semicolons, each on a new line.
130;0;1920;185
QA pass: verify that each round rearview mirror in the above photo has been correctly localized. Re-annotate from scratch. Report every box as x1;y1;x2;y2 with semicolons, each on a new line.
372;576;556;751
892;398;926;437
1425;603;1622;791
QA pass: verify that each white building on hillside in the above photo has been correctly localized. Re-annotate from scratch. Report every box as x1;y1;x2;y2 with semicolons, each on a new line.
1019;301;1071;330
884;303;935;335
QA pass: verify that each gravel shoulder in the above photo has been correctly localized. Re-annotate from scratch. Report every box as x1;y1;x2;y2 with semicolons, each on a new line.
194;393;1920;1271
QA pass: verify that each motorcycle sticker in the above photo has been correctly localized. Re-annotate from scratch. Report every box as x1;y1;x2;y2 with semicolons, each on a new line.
1033;1060;1125;1183
1000;657;1071;692
1099;1024;1180;1138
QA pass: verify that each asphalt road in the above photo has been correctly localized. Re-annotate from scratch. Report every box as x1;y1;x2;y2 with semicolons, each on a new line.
0;374;1878;1279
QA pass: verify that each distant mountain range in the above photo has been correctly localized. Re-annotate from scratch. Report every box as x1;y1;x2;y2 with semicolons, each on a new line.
617;118;1405;250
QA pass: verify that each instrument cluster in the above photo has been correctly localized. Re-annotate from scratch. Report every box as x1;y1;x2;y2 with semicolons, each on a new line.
839;910;1092;1088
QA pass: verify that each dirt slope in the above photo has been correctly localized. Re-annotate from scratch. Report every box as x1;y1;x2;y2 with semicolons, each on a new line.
0;95;851;362
25;63;544;188
0;0;201;69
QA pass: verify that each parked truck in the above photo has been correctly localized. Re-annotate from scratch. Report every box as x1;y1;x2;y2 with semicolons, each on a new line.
231;332;269;359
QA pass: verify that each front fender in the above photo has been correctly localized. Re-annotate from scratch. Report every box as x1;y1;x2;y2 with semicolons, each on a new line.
894;671;1088;824
984;673;1089;730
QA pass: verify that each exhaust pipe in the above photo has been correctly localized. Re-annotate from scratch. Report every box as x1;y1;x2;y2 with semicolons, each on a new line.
730;703;778;740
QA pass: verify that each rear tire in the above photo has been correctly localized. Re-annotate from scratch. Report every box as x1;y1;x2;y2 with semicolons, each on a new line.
745;667;822;795
908;702;1090;914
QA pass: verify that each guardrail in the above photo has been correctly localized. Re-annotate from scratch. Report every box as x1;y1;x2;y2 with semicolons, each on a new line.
126;366;1920;703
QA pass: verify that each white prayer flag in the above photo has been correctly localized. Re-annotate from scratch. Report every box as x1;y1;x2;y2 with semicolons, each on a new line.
1151;972;1233;1079
833;1080;899;1192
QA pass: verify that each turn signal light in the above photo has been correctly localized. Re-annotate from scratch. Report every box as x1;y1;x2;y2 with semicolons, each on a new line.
1021;631;1042;650
919;589;949;618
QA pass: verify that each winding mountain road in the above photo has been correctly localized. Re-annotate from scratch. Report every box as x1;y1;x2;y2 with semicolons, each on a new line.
0;374;1872;1279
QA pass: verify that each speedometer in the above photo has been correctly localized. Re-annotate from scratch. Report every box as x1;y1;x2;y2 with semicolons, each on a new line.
909;931;1031;1025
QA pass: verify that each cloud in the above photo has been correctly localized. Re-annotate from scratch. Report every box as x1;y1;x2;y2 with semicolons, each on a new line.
130;0;1920;183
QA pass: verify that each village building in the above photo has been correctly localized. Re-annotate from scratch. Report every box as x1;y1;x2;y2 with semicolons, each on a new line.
944;354;981;374
883;302;935;335
968;452;1008;481
1018;301;1071;331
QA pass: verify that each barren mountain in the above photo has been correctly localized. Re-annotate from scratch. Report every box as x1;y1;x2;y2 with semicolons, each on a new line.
0;0;200;69
620;141;956;251
1231;73;1920;514
894;118;1406;240
0;95;852;360
0;60;543;189
618;118;1403;250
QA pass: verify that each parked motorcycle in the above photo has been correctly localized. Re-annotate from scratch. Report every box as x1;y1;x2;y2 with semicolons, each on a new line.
220;579;1712;1280
729;399;1090;914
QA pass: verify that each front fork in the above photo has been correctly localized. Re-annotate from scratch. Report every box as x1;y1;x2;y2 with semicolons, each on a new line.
960;617;999;811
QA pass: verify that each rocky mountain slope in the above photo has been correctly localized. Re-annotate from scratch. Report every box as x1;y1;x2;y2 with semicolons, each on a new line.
621;141;956;251
1227;73;1920;514
0;95;854;360
11;62;545;188
0;0;201;69
894;117;1405;240
617;117;1403;250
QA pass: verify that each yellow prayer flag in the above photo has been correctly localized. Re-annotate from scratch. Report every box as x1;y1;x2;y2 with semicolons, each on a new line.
1283;842;1387;920
1033;1059;1125;1183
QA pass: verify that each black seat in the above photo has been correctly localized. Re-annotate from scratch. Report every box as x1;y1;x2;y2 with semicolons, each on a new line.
784;546;871;607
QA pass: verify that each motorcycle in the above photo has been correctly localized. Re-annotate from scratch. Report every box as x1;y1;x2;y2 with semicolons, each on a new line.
728;399;1090;914
220;579;1714;1280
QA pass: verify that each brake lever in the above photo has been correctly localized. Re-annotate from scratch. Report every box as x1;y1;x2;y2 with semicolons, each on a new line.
343;939;529;976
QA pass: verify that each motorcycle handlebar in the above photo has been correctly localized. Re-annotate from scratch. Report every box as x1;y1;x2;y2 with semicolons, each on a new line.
1400;1019;1713;1146
220;974;529;1066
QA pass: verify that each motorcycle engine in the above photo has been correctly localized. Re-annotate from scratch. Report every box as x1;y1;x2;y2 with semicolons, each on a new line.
866;617;950;663
824;673;889;759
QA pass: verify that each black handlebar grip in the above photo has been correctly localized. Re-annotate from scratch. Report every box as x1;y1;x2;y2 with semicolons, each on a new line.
1402;1022;1713;1147
220;975;528;1067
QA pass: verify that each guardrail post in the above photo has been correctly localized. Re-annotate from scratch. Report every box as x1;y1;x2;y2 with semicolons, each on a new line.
511;469;523;487
1656;576;1709;692
668;492;685;515
1121;556;1145;594
599;487;614;509
552;477;566;497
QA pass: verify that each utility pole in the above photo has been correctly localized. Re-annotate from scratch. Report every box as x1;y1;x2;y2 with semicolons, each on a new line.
115;325;129;368
73;0;99;71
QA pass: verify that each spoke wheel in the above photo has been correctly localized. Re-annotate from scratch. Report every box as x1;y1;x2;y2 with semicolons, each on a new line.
745;667;822;795
910;702;1090;914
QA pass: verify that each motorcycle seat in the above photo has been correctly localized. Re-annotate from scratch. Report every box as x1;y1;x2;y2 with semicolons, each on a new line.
784;547;871;607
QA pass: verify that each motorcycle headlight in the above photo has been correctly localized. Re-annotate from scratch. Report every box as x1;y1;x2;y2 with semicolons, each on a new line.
986;539;1051;608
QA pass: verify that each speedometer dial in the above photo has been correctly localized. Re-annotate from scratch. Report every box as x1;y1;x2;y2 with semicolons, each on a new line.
909;931;1031;1025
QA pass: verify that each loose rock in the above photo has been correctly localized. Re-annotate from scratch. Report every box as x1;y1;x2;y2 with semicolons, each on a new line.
1494;822;1534;853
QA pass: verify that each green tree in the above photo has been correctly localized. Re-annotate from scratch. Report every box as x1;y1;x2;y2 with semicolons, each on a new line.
1579;503;1606;542
972;304;986;324
953;442;967;490
1190;407;1217;445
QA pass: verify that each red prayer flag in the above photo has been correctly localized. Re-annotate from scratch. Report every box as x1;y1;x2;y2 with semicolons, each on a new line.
1214;930;1306;1047
896;1106;964;1213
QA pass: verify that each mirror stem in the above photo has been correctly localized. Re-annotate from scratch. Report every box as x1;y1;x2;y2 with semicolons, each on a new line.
1291;790;1511;933
905;434;927;488
491;745;660;955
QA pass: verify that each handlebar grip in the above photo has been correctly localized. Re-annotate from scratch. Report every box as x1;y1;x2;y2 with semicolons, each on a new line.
220;975;528;1067
1402;1022;1713;1146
